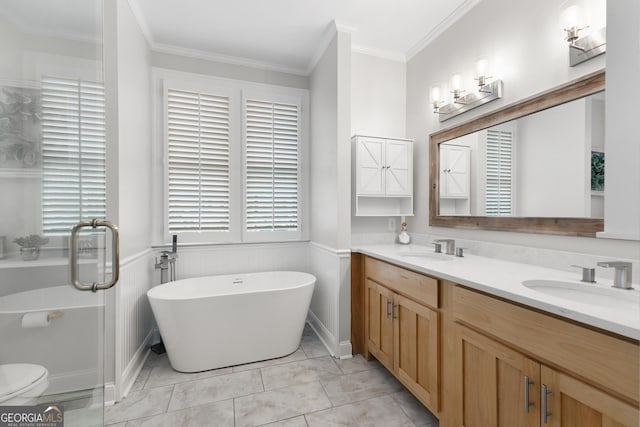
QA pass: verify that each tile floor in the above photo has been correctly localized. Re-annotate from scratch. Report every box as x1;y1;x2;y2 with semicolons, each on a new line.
106;324;439;427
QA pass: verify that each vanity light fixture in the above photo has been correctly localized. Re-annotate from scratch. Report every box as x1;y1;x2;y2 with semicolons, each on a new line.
561;3;606;67
432;63;503;122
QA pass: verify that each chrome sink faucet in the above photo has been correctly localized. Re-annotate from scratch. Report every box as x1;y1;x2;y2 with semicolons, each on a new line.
435;239;455;255
597;261;633;289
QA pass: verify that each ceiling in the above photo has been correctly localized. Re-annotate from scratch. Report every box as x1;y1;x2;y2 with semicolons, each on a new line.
0;0;480;76
130;0;479;75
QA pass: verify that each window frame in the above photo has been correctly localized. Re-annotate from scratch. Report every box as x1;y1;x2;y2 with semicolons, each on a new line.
158;72;308;245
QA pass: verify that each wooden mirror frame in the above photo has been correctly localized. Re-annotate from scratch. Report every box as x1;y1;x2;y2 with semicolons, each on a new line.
429;70;605;237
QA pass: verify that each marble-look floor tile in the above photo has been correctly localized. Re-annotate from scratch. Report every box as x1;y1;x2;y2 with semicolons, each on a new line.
391;390;439;427
104;386;173;425
234;381;332;427
300;336;330;358
259;415;308;427
104;423;126;427
129;364;152;392
261;356;341;390
320;367;403;406
333;354;381;375
305;394;414;427
126;399;234;427
168;369;263;411
144;356;233;389
232;347;308;373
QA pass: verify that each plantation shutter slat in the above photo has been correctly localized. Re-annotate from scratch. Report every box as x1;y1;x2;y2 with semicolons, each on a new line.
245;100;299;232
485;129;513;216
167;89;230;232
42;76;106;235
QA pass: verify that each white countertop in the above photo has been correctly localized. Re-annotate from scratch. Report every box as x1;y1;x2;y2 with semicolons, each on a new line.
353;244;640;341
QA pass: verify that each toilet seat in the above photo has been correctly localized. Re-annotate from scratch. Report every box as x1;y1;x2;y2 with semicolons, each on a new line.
0;364;48;404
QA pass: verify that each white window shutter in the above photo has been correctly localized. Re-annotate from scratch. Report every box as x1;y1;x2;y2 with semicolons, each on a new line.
167;89;230;233
41;77;106;235
485;129;513;216
244;99;299;235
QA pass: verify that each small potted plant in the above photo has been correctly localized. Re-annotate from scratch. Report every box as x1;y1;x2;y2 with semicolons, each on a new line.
14;234;49;261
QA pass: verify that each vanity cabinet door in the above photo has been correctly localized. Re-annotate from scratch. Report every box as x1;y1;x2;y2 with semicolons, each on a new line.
540;365;639;427
394;293;439;412
365;279;394;370
457;325;540;427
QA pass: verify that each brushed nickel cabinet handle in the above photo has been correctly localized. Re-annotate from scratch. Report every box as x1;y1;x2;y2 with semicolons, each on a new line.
541;384;552;424
524;375;534;412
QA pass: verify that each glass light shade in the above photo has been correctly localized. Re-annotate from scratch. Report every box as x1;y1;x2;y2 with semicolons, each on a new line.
450;74;463;92
561;4;583;29
430;85;442;103
475;58;490;78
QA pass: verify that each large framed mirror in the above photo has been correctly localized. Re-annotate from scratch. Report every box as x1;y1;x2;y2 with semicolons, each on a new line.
429;70;605;237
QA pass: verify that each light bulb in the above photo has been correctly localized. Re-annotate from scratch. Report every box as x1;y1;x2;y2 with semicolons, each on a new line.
561;4;582;30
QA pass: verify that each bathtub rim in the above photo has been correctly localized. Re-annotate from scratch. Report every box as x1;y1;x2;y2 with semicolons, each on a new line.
146;270;316;301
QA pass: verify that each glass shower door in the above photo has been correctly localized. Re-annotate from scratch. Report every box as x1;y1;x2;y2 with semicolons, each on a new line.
0;1;109;426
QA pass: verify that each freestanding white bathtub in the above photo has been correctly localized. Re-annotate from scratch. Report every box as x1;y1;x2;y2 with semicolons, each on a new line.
147;271;316;372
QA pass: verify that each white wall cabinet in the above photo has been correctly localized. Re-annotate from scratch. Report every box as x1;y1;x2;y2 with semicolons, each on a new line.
352;135;413;216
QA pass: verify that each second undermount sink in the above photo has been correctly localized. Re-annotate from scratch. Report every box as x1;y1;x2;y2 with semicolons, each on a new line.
522;280;640;310
397;251;452;261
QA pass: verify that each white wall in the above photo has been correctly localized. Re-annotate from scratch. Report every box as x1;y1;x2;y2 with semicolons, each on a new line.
308;26;353;357
350;53;407;237
152;51;309;90
406;0;639;256
310;36;340;249
601;0;640;240
103;0;154;401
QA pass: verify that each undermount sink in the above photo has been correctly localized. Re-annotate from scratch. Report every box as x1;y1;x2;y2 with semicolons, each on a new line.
397;251;452;261
522;280;640;310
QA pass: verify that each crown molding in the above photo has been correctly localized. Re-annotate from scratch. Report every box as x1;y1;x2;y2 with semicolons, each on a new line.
152;43;308;76
406;0;482;60
126;0;155;48
352;44;406;63
305;19;358;75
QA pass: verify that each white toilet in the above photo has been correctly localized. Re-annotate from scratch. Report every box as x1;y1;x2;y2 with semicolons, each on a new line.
0;364;49;405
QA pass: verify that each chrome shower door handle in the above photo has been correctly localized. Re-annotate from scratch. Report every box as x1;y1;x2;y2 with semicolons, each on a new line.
70;219;120;292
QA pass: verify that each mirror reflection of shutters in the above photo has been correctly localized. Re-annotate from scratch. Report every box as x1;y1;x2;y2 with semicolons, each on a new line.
485;129;513;216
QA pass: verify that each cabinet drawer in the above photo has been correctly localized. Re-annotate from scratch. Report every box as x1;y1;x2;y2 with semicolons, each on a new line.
365;256;438;309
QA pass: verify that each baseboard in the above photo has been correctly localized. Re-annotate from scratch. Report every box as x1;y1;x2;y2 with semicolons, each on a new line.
306;310;338;357
338;341;353;359
119;329;154;401
105;382;116;406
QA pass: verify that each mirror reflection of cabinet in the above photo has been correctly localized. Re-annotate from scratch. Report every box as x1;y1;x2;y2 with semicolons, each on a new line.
439;144;470;215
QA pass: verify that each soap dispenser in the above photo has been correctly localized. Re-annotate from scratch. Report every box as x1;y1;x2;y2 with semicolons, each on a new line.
398;221;411;245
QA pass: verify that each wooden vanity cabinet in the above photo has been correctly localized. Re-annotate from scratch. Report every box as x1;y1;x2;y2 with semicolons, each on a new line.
351;254;640;427
453;286;639;427
363;256;440;413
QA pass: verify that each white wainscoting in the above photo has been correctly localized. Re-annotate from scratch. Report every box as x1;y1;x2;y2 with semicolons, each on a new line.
113;249;155;402
169;241;309;280
307;242;352;359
